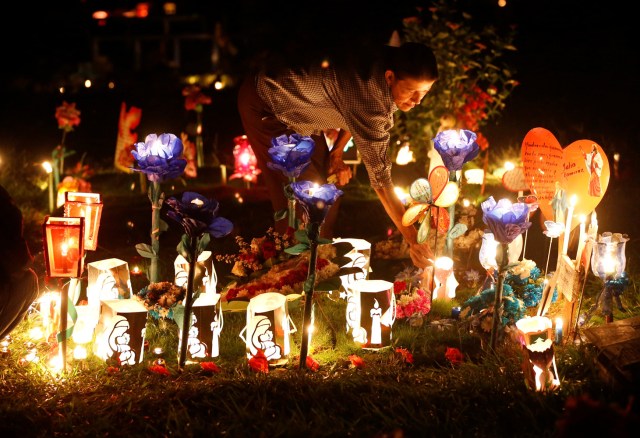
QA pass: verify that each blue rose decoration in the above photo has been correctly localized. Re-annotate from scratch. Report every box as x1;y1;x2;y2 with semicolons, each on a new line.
290;181;343;225
131;133;187;182
481;196;532;244
433;129;480;171
165;191;233;239
267;134;315;179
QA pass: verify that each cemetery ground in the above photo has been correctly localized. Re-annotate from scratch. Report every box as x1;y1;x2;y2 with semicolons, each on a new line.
1;160;639;438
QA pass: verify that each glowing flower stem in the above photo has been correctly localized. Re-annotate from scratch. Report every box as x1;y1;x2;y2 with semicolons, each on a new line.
178;235;198;370
490;243;509;351
299;222;319;370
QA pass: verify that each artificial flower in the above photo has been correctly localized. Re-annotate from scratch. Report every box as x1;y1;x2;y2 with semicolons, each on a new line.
305;356;320;372
248;349;269;373
511;259;537;280
543;220;565;239
136;281;185;319
148;364;171;376
165;191;233;239
348;354;366;369
182;85;211;111
433;129;480;171
444;347;464;366
395;347;414;364
290;181;343;225
481;196;531;244
55;101;81;131
131;133;187;182
106;366;120;374
395;288;431;319
267;133;316;178
200;361;222;374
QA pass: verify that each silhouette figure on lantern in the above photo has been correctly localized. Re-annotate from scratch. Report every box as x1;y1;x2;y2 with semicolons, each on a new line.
252;315;281;360
108;317;136;366
370;299;382;346
210;309;222;357
187;314;208;359
581;144;603;197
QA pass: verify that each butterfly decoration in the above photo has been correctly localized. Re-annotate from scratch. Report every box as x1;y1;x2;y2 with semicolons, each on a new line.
517;194;539;215
401;166;458;244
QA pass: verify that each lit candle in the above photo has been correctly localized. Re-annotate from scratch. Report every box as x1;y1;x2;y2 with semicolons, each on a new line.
555;317;563;344
562;195;577;255
575;214;587;262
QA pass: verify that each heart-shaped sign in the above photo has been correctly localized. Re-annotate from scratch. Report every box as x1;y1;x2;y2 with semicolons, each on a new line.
521;127;610;230
521;128;564;222
562;139;610;229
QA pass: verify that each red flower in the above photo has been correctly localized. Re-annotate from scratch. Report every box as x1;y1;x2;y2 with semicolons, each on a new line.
248;349;269;373
395;347;414;364
305;356;320;372
148;364;171;376
55;101;81;131
182;85;211;111
348;354;366;369
393;280;407;295
261;240;277;260
444;347;464;366
200;362;222;374
106;366;120;374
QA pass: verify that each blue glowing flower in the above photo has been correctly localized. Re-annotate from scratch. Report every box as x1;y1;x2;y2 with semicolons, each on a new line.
131;133;187;182
481;196;531;244
433;129;480;171
290;181;343;224
165;192;233;239
267;134;315;178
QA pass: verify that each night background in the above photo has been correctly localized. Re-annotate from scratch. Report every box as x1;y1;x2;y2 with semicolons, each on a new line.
1;0;637;172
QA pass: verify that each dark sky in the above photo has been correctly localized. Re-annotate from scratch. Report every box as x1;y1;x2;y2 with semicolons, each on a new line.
1;0;637;169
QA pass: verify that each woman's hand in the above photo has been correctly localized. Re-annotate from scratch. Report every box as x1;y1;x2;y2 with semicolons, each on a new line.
327;159;352;186
409;242;434;270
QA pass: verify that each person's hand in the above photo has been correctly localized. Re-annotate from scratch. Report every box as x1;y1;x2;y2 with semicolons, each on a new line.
409;242;434;270
327;160;352;186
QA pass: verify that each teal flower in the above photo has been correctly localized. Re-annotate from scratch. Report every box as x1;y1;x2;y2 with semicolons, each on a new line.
131;133;187;182
433;129;480;171
290;181;343;225
481;196;531;244
165;192;233;239
267;134;315;178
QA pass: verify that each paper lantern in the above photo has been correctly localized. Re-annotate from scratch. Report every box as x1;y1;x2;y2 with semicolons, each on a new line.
240;292;296;366
350;279;396;349
178;293;223;360
433;256;458;300
86;258;133;316
64;192;103;251
515;316;560;391
94;299;148;365
38;291;61;342
478;232;522;272
341;253;369;335
174;250;217;295
43;216;85;278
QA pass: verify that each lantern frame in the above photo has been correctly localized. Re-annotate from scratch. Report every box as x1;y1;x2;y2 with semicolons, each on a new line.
43;216;85;278
64;191;103;251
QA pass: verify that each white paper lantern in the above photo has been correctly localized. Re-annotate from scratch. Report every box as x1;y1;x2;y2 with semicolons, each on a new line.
94;299;147;365
174;250;217;295
240;292;296;366
515;316;560;391
349;280;396;349
177;293;223;360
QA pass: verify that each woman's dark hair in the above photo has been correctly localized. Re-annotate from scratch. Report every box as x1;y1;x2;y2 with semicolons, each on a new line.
385;42;439;81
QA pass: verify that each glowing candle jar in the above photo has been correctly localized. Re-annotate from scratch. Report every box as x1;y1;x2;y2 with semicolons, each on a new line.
64;192;103;251
515;316;561;392
43;216;85;278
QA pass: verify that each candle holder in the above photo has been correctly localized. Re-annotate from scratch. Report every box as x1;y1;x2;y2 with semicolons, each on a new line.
585;232;629;324
515;316;561;391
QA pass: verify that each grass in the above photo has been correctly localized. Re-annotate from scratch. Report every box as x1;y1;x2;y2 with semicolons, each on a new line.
2;158;640;437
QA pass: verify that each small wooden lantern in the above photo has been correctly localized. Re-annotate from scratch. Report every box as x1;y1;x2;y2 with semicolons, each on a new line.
64;192;103;251
43;216;85;278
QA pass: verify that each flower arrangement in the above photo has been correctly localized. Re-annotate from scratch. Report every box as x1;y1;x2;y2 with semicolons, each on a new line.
393;267;431;325
136;281;186;319
216;227;295;278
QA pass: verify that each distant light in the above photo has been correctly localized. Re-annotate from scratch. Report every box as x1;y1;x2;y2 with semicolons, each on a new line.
92;10;109;20
84;79;92;89
58;86;65;94
498;0;507;7
321;59;330;69
42;161;53;174
462;198;471;207
136;3;150;18
214;81;223;90
163;2;177;15
504;161;515;171
108;81;115;89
